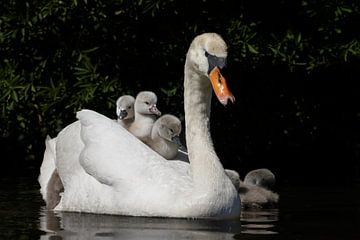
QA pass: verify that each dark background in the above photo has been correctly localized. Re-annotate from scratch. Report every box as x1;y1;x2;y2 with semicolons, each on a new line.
1;0;359;185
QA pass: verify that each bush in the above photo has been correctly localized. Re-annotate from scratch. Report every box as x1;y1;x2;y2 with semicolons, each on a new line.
1;0;359;179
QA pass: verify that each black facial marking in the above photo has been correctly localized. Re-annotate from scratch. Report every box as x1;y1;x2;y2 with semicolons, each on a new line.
118;109;128;119
205;51;227;74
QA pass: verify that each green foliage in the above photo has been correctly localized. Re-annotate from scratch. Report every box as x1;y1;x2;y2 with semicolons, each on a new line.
0;0;359;161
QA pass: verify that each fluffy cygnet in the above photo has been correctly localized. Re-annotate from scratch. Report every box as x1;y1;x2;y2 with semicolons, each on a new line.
147;114;182;160
239;180;279;208
239;169;279;208
116;95;135;129
128;91;161;143
243;168;276;190
224;168;279;208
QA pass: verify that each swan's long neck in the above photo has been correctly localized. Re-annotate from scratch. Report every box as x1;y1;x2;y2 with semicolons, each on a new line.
184;59;226;190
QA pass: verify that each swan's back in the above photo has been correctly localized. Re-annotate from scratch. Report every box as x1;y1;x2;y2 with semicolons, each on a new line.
55;110;195;216
77;110;192;188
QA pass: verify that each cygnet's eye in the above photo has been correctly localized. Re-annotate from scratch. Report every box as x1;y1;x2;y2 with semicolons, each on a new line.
169;129;174;134
128;106;132;109
144;101;150;105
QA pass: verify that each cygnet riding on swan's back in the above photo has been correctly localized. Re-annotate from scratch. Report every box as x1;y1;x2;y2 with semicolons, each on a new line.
116;95;135;129
39;33;239;219
147;114;182;160
128;91;161;143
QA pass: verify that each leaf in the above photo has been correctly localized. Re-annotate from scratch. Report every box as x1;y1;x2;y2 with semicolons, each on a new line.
340;7;353;13
12;91;18;102
83;47;100;53
247;44;258;54
296;33;302;44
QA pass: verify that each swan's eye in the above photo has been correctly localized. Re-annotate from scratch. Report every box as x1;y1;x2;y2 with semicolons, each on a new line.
128;106;132;109
205;51;209;57
170;129;174;133
145;101;150;105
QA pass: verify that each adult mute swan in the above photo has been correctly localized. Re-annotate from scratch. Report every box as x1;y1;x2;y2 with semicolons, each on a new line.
116;95;135;129
39;136;63;209
147;114;182;160
50;33;240;218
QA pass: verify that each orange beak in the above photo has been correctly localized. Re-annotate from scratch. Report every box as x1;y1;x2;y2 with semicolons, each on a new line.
209;67;235;106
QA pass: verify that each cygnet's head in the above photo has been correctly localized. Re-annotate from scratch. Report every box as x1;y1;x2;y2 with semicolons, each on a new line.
187;33;235;106
154;114;181;142
135;91;161;116
116;95;135;120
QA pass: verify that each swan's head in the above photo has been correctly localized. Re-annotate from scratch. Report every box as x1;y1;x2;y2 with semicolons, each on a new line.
135;91;162;116
116;95;135;120
188;33;235;106
155;114;182;142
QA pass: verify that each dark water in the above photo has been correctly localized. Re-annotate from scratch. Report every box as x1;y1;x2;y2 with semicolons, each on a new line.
1;175;360;240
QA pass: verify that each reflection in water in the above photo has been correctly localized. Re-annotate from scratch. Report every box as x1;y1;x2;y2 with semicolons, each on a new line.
240;209;279;235
39;209;238;240
39;207;279;240
3;175;360;239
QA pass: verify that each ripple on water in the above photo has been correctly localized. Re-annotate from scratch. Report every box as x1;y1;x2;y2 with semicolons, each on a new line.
240;208;279;235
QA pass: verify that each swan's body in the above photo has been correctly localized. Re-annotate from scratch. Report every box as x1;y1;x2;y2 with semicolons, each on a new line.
38;136;57;202
128;91;161;143
38;136;64;209
39;33;240;218
116;95;135;129
147;114;181;160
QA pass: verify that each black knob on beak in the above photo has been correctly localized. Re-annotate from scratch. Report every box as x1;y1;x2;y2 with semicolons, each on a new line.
118;109;128;120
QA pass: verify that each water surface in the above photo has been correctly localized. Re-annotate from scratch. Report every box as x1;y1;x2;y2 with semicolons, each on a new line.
1;175;360;239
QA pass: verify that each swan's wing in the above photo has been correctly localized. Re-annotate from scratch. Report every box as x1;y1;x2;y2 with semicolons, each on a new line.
77;110;192;192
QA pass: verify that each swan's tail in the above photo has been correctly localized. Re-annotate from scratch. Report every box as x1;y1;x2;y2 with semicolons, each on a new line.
38;135;57;202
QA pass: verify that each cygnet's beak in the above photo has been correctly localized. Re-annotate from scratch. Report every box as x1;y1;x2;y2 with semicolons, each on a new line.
171;135;182;145
172;135;187;150
149;104;161;116
117;109;128;120
209;67;235;106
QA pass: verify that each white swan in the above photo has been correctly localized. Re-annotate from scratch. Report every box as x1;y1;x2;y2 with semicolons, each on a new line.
116;95;135;129
44;32;240;218
128;91;161;143
147;114;182;160
38;136;64;209
38;136;57;202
